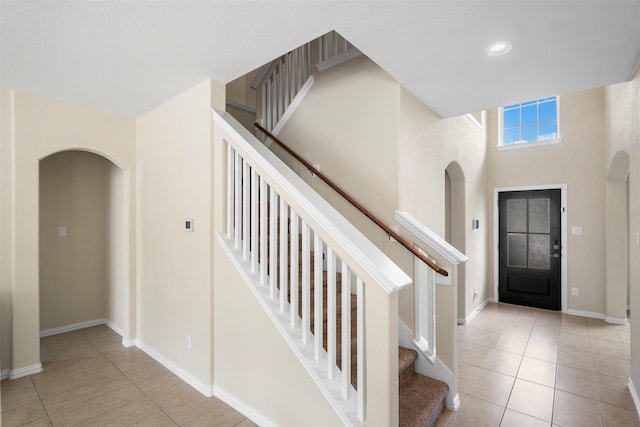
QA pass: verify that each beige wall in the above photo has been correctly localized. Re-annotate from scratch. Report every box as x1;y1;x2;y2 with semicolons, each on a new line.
604;68;640;397
0;90;136;374
136;79;224;388
39;151;121;330
487;88;607;314
398;90;489;324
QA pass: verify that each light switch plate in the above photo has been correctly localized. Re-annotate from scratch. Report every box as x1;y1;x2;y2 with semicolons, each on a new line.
572;226;583;235
58;226;67;237
185;219;194;232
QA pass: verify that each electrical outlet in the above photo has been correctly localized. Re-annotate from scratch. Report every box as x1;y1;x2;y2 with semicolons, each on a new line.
473;289;479;300
571;288;579;296
185;335;191;350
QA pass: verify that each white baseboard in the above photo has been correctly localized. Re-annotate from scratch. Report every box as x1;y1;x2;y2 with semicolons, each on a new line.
122;338;138;348
40;318;107;337
10;363;42;379
629;378;640;420
458;298;491;325
452;393;461;411
135;340;213;398
604;316;628;325
213;385;277;427
566;309;605;320
105;319;124;336
1;369;10;380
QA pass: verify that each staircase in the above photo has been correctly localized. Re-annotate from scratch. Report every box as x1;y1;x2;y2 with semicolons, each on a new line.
215;39;460;422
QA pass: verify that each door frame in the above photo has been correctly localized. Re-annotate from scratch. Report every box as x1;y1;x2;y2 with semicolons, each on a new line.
493;184;568;312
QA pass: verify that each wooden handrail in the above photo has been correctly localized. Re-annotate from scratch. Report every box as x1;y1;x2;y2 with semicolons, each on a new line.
255;122;449;277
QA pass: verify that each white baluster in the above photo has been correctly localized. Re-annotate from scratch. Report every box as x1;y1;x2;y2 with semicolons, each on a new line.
269;187;278;300
265;78;272;131
226;144;234;239
242;159;250;261
250;168;258;273
327;248;336;380
313;233;323;362
341;261;351;399
357;276;366;422
259;179;268;287
283;61;289;112
234;151;242;249
279;198;288;314
333;31;338;57
301;221;310;344
290;212;299;328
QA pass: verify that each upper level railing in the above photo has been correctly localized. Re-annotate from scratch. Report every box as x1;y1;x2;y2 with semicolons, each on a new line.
252;31;362;137
255;122;449;278
214;110;411;425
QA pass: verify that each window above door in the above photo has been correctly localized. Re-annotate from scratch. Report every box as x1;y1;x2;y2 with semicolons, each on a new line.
498;96;561;150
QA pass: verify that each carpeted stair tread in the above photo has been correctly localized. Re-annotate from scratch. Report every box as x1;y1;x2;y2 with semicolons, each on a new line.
399;374;448;427
398;346;419;387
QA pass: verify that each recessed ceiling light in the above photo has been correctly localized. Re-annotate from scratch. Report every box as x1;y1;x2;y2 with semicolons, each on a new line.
488;41;512;56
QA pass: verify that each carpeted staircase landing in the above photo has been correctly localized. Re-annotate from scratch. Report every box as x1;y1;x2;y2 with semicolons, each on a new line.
398;347;448;427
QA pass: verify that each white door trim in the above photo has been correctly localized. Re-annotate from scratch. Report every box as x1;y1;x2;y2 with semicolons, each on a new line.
493;184;568;313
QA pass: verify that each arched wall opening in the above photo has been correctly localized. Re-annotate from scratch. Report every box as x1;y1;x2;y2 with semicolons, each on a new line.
39;150;127;335
445;161;466;321
606;150;631;323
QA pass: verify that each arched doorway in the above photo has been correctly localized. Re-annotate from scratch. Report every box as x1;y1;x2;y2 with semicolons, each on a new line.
606;151;630;323
39;150;127;337
445;162;466;322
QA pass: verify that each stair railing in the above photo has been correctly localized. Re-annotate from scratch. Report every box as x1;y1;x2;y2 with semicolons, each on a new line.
252;42;313;135
255;122;449;278
214;110;412;426
251;31;362;137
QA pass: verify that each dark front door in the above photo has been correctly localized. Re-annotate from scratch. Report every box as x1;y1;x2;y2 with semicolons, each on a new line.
499;189;561;310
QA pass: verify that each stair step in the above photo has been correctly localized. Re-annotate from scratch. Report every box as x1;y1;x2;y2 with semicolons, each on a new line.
398;346;418;387
399;374;448;427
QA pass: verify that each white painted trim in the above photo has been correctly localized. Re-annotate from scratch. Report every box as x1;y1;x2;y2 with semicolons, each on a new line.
122;338;138;348
40;318;108;337
213;386;278;427
496;137;563;151
316;48;363;72
214;110;412;294
10;363;43;379
226;100;257;115
135;339;214;397
398;320;456;409
104;319;125;337
604;316;628;325
395;211;468;265
452;393;461;411
493;185;568;313
271;76;314;137
629;378;640;420
465;113;483;130
457;298;490;325
566;309;605;320
1;369;10;380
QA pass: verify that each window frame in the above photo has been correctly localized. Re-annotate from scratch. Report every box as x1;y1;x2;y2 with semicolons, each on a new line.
498;96;562;150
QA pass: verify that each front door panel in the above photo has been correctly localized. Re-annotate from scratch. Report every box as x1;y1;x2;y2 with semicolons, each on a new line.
499;190;561;310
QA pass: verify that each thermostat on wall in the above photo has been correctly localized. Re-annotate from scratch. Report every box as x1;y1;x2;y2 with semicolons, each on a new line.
185;219;194;232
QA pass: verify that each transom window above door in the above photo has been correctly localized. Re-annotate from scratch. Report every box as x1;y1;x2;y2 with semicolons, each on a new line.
500;96;559;147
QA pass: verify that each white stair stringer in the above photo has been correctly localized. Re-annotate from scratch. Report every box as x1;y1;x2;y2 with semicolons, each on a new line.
217;232;364;427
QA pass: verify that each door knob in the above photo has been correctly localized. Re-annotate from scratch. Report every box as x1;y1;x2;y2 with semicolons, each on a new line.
550;253;560;258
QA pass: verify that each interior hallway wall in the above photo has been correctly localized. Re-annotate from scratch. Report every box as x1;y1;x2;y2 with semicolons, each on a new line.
486;88;607;315
0;90;136;375
39;151;119;330
604;68;640;405
136;79;224;391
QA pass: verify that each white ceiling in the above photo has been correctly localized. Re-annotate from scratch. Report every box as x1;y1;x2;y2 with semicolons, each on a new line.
2;1;640;118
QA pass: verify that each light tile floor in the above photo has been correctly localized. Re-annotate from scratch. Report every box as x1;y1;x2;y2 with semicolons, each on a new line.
437;302;640;427
1;325;255;426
